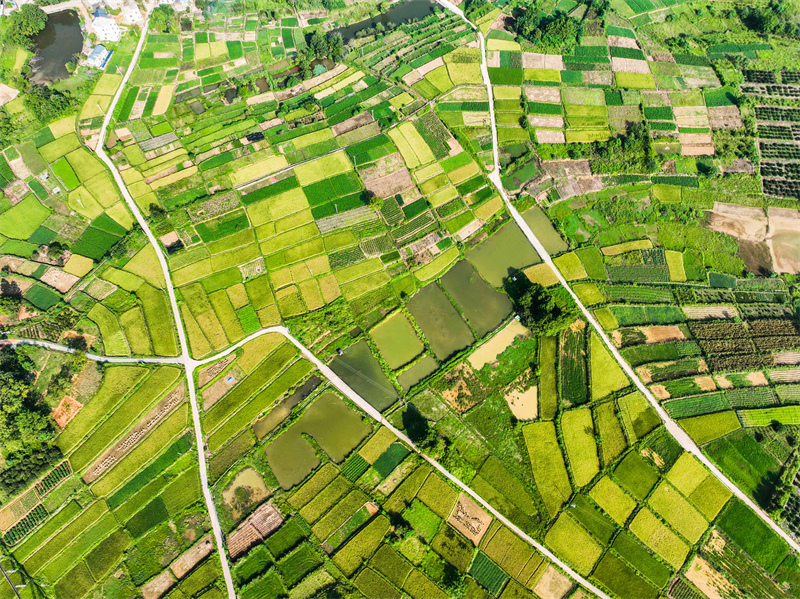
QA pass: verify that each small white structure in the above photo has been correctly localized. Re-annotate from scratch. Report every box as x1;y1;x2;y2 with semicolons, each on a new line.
93;16;122;42
121;2;143;24
86;44;110;68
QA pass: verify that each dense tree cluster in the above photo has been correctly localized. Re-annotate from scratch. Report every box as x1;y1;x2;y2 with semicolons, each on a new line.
22;83;76;122
4;4;48;50
738;1;800;38
535;122;658;174
503;274;580;335
151;5;177;33
512;3;583;53
294;31;344;80
0;347;54;456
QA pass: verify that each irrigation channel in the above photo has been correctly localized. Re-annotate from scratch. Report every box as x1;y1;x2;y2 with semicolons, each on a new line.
4;3;799;598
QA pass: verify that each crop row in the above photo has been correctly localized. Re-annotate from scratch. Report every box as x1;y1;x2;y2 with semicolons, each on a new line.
753;336;800;351
607;266;670;284
763;179;800;199
688;321;748;339
3;504;47;545
749;319;799;336
34;461;72;497
761;162;800;180
604;285;674;304
697;338;756;355
759;143;800;159
744;84;800;98
725;387;778;409
755;106;800;122
744;70;777;84
757;125;800;141
706;353;771;372
559;327;587;406
782;70;800;84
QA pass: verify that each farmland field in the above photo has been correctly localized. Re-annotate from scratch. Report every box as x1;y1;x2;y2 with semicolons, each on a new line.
2;6;797;599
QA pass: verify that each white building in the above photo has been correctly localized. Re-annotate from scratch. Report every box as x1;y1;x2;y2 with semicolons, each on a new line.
93;16;122;42
121;2;143;24
86;44;110;68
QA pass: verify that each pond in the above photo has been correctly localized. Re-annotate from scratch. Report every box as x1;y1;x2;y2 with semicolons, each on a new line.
329;339;397;412
466;221;542;287
331;0;438;42
30;10;83;84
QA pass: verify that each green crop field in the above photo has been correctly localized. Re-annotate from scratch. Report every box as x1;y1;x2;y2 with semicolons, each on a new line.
1;7;797;599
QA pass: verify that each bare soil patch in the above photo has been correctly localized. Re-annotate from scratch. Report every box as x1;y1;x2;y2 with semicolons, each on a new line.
767;208;800;274
747;372;769;386
714;375;733;390
201;366;243;409
708;106;742;130
612;57;651;73
227;503;283;560
448;493;492;545
364;168;414;199
544;54;563;70
439;362;484;412
142;570;175;599
641;325;685;343
651;385;669;400
607;35;640;49
40;268;79;293
332;112;374;136
53;395;82;429
770;369;800;383
528;115;564;128
504;384;538;420
695;376;716;391
417;57;444;76
171;536;213;579
198;355;235;387
525;87;561;103
683;305;739;320
533;564;573;599
535;129;565;144
685;555;741;599
774;352;800;365
705;203;768;242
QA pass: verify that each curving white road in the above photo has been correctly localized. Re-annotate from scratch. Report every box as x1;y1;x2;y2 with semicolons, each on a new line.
434;0;800;556
93;18;238;598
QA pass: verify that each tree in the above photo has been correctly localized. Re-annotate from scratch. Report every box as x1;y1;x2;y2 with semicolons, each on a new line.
364;190;383;210
151;5;176;33
503;272;580;334
0;348;53;453
327;32;344;60
22;84;75;123
309;30;328;59
5;5;48;50
513;7;582;53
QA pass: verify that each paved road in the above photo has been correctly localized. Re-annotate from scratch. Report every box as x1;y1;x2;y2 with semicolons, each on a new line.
93;19;238;598
436;0;800;556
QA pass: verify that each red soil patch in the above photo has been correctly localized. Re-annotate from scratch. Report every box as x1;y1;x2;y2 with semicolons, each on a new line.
52;396;83;429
